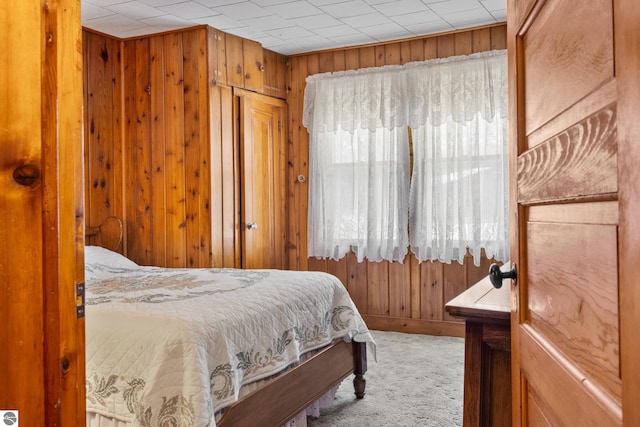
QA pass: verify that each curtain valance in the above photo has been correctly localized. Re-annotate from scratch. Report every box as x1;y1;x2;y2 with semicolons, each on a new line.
303;49;506;133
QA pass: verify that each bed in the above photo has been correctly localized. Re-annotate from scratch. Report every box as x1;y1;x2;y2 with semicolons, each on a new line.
84;217;374;427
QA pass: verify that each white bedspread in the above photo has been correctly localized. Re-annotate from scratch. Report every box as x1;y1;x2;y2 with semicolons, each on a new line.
84;247;374;427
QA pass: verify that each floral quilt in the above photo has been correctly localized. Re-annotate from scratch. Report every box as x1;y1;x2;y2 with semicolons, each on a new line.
84;248;374;427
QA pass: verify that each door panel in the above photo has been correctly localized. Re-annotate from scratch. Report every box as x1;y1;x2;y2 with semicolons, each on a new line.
237;88;286;269
508;0;622;425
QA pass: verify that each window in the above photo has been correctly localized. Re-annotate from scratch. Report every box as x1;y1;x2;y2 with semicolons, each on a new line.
304;50;508;265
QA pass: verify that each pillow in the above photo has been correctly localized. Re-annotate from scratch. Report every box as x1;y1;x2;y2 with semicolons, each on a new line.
85;245;138;281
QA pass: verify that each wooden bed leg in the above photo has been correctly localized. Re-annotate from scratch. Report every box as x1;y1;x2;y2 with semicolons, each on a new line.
352;342;367;399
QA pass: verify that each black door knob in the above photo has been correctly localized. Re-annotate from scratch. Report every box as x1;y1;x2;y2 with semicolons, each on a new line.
489;263;517;289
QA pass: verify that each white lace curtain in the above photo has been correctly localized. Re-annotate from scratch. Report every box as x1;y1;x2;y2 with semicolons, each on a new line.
303;50;508;265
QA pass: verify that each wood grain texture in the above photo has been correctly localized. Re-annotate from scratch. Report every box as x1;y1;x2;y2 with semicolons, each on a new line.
615;1;640;425
2;0;84;424
242;38;264;92
518;105;617;204
522;0;614;135
527;222;620;401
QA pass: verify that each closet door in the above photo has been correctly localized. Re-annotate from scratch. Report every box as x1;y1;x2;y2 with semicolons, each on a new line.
236;88;286;269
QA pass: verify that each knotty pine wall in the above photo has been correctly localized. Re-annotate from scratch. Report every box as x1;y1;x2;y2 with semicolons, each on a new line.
286;24;507;336
83;26;288;268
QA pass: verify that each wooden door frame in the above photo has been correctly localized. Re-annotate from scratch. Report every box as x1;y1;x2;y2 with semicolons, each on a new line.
0;0;85;425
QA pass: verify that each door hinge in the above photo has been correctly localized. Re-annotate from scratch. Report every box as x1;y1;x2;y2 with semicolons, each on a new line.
76;282;85;318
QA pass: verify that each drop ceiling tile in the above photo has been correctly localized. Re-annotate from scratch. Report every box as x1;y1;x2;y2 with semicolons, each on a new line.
320;0;376;19
373;0;432;16
138;0;188;6
159;1;215;19
290;14;342;30
359;21;406;39
312;24;361;38
264;1;323;19
82;3;116;20
244;14;292;31
404;20;454;35
106;1;167;20
480;0;506;11
266;25;316;40
341;12;392;29
446;8;495;27
391;10;441;26
429;0;481;15
195;14;245;30
209;2;271;20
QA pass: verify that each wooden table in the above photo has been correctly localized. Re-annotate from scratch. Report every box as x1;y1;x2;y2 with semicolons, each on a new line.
446;273;512;427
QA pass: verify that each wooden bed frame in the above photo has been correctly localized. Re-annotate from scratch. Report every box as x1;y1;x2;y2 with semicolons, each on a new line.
86;216;368;426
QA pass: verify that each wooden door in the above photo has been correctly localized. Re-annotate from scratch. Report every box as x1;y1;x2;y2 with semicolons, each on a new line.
236;88;286;269
507;0;638;425
1;0;85;425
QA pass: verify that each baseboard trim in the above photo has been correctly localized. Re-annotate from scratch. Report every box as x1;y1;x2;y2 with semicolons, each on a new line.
362;315;465;338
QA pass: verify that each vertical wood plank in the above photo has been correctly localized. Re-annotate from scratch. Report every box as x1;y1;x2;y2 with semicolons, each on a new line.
347;252;368;313
163;33;187;267
410;254;422;319
410;39;424;62
359;46;376;69
367;262;389;316
389;257;411;318
374;45;386;67
400;41;411;64
225;33;244;88
328;258;349;290
333;50;346;71
443;261;467;321
421;261;444;320
182;30;203;267
318;51;334;73
437;34;455;57
242;38;264;92
131;38;153;265
472;28;492;52
490;25;507;50
149;35;167;266
454;31;473;55
345;49;359;70
385;42;402;65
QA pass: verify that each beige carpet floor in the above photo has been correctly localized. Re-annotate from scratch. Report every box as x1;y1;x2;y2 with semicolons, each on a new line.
307;330;465;427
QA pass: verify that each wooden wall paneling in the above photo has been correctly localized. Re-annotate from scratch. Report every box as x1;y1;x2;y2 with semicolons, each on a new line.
163;33;187;267
84;33;116;232
242;38;264;92
196;29;213;267
262;49;287;99
286;56;302;269
225;33;245;88
367;262;390;316
318;51;334;73
465;249;495;289
359;46;376;69
345;49;359;70
183;30;205;267
385;42;402;65
424;37;438;60
347;253;369;313
410;39;424;62
333;50;346;71
437;34;455;57
149;35;167;267
399;41;411;64
420;261;444;320
443;262;467;321
327;258;349;290
472;27;492;52
388;257;411;318
208;84;224;267
490;25;507;50
409;255;422;319
374;45;386;67
308;257;327;272
127;38;153;265
219;85;238;267
112;39;126;247
454;31;473;55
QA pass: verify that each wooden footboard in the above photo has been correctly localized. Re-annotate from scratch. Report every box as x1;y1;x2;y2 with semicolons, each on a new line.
217;340;367;427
